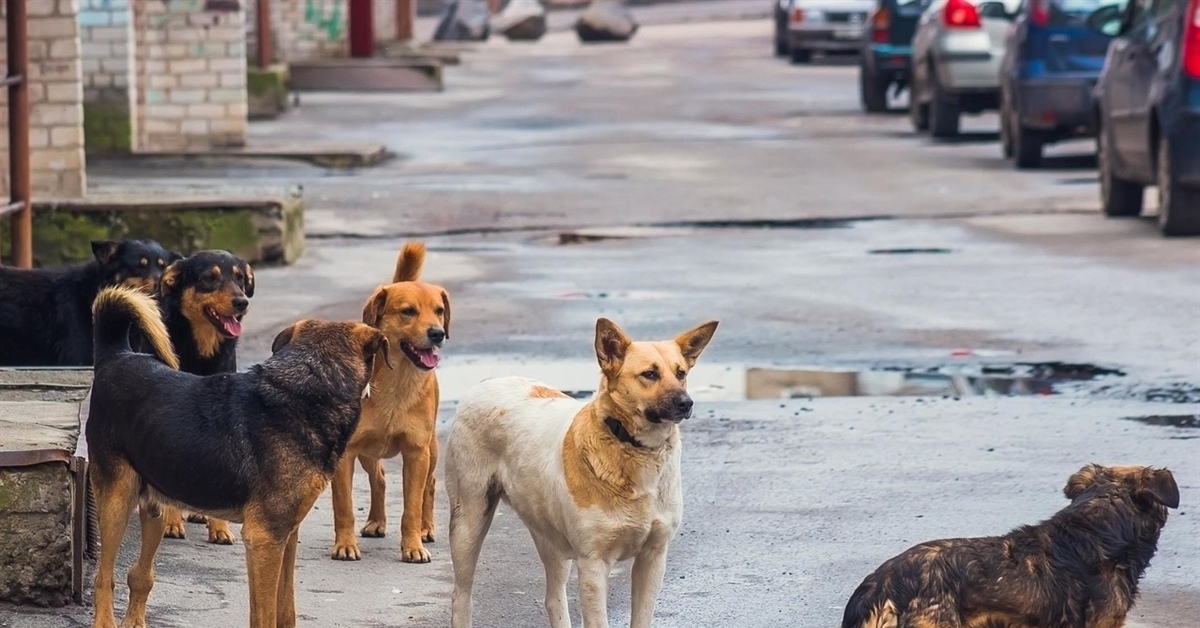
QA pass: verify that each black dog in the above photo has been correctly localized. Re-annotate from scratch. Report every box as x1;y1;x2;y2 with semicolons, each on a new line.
142;250;254;543
87;286;390;628
842;464;1179;628
0;239;177;366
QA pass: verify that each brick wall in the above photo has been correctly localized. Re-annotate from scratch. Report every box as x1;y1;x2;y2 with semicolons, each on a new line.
0;0;87;198
78;0;132;153
131;0;247;152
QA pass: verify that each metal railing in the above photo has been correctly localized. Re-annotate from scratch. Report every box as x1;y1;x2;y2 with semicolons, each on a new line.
1;0;30;268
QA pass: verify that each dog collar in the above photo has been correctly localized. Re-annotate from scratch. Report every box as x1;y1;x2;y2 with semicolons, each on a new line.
604;416;647;450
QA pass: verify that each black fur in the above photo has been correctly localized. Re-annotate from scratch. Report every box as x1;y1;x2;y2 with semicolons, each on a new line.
0;239;177;366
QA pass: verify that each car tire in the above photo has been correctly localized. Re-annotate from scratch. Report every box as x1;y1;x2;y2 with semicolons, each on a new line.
860;65;889;113
1013;124;1044;170
790;47;812;64
775;38;789;57
1157;136;1200;236
928;67;960;139
909;79;930;132
1098;124;1144;218
999;93;1014;158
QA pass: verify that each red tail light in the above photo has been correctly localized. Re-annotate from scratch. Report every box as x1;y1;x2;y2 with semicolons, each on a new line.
1029;0;1049;26
791;8;805;23
943;0;981;28
1186;0;1200;78
872;8;891;43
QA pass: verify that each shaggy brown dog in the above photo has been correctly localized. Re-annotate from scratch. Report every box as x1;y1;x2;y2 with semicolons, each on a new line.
330;242;450;563
842;464;1179;628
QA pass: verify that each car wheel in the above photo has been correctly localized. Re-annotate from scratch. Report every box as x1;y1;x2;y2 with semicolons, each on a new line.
790;47;812;64
1098;124;1144;218
860;64;889;113
775;37;789;57
1157;136;1200;236
928;67;960;139
999;94;1013;158
1013;124;1044;169
909;77;930;132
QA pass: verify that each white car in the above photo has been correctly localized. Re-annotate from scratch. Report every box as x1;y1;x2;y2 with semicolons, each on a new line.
778;0;877;64
909;0;1020;137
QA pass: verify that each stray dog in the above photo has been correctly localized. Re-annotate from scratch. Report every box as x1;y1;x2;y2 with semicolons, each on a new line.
842;464;1180;628
0;239;177;366
150;250;255;545
446;317;718;628
331;242;449;563
87;286;390;628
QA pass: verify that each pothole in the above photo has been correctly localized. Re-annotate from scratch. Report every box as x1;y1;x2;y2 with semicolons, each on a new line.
1123;414;1200;439
868;247;953;255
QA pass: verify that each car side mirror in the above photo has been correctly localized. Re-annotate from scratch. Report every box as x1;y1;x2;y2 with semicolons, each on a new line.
1086;4;1124;37
977;1;1013;19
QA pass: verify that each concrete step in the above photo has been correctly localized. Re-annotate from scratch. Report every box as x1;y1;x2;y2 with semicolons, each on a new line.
288;58;444;93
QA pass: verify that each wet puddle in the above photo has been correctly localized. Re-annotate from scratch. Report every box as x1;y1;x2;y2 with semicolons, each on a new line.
1124;414;1200;439
435;360;1123;403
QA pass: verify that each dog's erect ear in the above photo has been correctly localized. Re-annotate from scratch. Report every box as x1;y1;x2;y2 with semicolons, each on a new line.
360;327;393;370
242;262;255;298
675;320;718;367
92;241;120;265
1064;464;1105;500
271;323;298;354
1137;468;1180;509
595;318;631;376
440;289;452;340
362;287;388;328
158;260;183;298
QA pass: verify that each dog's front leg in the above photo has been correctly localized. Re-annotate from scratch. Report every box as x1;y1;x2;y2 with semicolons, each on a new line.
275;528;300;628
242;523;285;628
399;440;432;563
577;558;612;628
630;545;669;628
330;454;362;560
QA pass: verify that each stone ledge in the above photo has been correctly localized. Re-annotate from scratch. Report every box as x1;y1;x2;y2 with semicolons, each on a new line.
148;141;389;169
289;58;443;93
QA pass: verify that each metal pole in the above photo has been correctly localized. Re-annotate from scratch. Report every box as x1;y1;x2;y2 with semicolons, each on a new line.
256;0;271;68
7;0;31;268
397;0;415;42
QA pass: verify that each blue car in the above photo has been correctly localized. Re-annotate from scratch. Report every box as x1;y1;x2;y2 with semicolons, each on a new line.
999;0;1118;169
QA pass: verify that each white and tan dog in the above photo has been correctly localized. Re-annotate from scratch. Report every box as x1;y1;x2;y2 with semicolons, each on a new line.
445;317;718;628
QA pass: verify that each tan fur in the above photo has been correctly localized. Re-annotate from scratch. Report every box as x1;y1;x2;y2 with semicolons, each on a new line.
530;385;570;399
330;241;449;563
91;287;180;370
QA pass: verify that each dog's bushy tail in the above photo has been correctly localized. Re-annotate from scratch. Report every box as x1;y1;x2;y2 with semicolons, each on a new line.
841;576;897;628
92;286;179;370
393;241;426;283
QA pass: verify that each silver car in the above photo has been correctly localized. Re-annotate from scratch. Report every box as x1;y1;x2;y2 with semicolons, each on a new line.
782;0;877;63
909;0;1020;137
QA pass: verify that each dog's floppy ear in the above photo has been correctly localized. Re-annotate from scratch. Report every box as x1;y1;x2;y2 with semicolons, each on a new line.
167;250;184;264
92;240;120;265
359;326;393;370
158;259;184;298
595;318;631;377
1064;464;1105;500
362;287;388;328
440;289;452;340
675;320;718;367
271;323;299;354
1136;468;1180;509
241;262;255;298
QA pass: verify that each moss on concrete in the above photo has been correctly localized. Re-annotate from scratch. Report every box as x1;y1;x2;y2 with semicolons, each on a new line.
82;102;132;154
247;65;290;120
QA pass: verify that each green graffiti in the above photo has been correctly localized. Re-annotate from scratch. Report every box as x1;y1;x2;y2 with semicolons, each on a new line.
304;0;344;41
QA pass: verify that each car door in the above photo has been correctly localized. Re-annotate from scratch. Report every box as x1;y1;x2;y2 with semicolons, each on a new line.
1107;0;1158;175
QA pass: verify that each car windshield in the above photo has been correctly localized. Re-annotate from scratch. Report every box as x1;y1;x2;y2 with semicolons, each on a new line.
1046;0;1119;25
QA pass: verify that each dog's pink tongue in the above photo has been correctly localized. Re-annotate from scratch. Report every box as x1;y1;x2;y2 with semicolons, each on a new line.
418;350;439;369
221;316;242;338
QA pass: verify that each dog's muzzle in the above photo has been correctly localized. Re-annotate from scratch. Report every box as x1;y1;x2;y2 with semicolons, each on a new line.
647;393;694;423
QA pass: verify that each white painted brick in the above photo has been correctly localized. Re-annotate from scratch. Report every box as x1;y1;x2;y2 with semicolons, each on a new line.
168;59;207;74
50;39;78;60
168;89;207;105
46;83;79;103
51;127;83;148
180;73;218;88
218;72;244;88
180;119;210;134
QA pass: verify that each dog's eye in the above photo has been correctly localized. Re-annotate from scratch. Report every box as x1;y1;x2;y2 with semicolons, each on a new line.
435;307;445;316
676;369;686;380
641;370;659;381
401;307;418;316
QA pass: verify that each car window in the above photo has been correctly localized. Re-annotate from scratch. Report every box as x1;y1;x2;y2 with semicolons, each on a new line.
1123;0;1154;34
1039;0;1125;26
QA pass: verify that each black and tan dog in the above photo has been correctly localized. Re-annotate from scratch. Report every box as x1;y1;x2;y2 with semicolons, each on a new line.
87;286;390;628
146;250;255;544
0;239;177;366
842;464;1179;628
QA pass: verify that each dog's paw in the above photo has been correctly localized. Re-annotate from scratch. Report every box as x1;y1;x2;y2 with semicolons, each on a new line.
207;526;236;545
331;542;362;561
401;545;432;564
360;520;387;538
119;614;147;628
162;521;186;539
421;529;435;543
186;513;208;524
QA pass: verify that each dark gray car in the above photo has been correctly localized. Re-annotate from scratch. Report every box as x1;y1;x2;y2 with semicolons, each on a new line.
1092;0;1200;236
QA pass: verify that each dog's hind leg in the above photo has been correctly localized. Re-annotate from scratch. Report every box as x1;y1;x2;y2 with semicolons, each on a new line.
630;544;669;628
533;537;571;628
577;557;613;628
359;455;388;538
421;434;439;543
121;502;166;628
330;455;362;560
161;505;186;539
448;477;500;628
91;464;137;628
206;518;236;545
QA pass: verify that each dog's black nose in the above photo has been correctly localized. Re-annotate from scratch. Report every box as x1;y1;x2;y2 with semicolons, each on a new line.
232;297;250;313
674;395;693;415
427;327;446;344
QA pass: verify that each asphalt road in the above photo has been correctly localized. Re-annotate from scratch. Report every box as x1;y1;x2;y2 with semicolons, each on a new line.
10;14;1199;628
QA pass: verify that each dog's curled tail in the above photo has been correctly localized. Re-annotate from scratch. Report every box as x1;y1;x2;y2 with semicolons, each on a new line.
841;577;897;628
393;241;426;283
92;286;180;370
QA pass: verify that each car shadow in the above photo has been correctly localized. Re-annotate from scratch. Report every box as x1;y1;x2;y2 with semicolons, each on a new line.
930;132;1002;145
1040;153;1097;171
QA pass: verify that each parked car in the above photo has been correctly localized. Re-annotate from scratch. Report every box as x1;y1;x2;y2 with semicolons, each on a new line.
860;0;932;112
1091;0;1200;236
909;0;1021;137
998;0;1117;168
776;0;877;63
